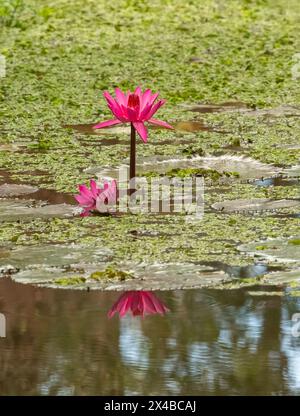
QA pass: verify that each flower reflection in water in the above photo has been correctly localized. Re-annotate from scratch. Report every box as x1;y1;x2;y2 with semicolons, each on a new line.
108;291;169;318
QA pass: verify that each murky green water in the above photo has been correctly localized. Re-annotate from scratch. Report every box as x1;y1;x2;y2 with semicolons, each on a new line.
1;277;300;395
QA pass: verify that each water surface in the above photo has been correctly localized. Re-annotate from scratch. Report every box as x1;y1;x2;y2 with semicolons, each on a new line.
0;278;300;395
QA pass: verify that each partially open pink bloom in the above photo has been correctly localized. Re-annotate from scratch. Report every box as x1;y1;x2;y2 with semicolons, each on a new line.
93;87;174;143
96;179;118;213
75;179;117;216
108;291;169;318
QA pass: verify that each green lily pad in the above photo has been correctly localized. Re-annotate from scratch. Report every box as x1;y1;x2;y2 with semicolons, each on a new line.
212;198;300;213
0;183;39;197
10;261;231;290
87;155;280;184
0;200;77;221
283;165;300;178
238;237;300;263
0;244;113;270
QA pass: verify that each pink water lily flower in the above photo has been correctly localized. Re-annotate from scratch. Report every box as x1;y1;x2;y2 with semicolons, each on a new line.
96;179;118;213
108;291;169;318
93;87;173;143
75;179;117;216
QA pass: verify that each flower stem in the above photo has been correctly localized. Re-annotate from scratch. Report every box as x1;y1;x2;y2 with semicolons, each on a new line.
129;123;136;193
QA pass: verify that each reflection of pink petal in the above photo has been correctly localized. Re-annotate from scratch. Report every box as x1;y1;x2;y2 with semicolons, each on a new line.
108;291;169;318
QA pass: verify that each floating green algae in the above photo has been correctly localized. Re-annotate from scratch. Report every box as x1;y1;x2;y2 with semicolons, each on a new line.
144;167;240;181
90;266;134;281
54;276;87;286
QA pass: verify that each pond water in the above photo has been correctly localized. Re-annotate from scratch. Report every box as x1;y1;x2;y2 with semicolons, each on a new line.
1;277;300;395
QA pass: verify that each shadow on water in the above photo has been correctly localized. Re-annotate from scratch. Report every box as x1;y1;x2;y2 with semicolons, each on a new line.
0;276;300;395
202;262;284;279
0;169;75;205
253;177;300;188
184;101;251;113
64;120;229;141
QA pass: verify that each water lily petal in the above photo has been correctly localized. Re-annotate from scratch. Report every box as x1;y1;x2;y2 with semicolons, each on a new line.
134;86;142;98
78;184;93;198
90;180;99;198
115;88;126;105
146;99;166;119
148;118;174;129
74;194;91;205
103;91;115;107
93;119;122;129
149;92;159;107
80;209;91;217
133;121;148;142
139;103;152;120
127;107;138;121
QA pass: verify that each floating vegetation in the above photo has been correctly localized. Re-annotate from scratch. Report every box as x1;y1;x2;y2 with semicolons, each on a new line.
54;276;87;286
90;266;134;281
144;167;239;181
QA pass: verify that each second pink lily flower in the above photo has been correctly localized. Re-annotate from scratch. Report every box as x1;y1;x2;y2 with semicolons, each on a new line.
93;87;173;142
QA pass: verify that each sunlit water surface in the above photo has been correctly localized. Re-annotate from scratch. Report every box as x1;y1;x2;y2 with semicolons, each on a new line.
0;277;300;395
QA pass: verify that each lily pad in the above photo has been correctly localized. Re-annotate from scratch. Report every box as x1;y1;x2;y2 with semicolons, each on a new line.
212;198;300;213
0;244;113;270
182;101;250;113
173;120;227;134
245;105;300;118
238;237;300;263
88;155;280;184
263;268;300;285
0;200;77;221
0;183;39;197
282;165;300;178
10;261;231;290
